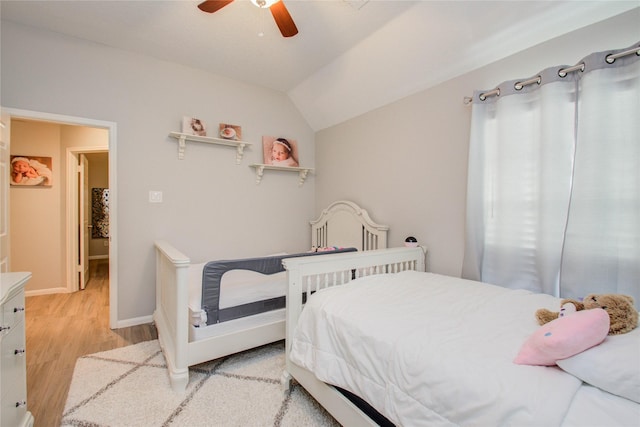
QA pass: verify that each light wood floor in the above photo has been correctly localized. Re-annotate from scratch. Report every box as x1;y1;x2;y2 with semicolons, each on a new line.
25;259;157;427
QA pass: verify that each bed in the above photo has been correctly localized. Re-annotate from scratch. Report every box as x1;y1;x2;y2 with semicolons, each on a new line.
281;247;640;426
153;200;389;392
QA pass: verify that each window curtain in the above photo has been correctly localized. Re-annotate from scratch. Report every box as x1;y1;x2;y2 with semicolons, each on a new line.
462;42;640;307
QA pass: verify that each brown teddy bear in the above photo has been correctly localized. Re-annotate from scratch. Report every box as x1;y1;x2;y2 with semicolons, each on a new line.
535;294;639;335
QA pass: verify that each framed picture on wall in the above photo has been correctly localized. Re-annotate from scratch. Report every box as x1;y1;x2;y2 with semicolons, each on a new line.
262;136;299;167
10;155;53;187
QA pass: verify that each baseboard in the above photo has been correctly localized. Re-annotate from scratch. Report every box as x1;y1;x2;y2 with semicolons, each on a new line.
25;287;70;297
115;314;154;329
89;255;109;260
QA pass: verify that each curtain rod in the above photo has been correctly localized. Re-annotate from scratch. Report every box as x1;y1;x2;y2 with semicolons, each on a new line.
463;45;640;105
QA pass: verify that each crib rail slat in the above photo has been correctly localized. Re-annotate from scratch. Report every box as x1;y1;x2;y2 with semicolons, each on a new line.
285;247;425;303
283;247;426;379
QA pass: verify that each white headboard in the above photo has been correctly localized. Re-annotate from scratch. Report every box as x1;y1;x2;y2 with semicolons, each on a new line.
310;201;388;251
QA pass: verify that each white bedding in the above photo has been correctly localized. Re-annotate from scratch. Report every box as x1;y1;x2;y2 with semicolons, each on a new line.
290;271;639;426
188;263;287;326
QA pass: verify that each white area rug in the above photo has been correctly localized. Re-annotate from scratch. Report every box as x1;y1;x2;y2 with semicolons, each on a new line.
61;340;339;427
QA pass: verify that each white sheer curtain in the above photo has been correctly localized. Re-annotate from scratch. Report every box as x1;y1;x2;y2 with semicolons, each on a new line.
462;43;640;307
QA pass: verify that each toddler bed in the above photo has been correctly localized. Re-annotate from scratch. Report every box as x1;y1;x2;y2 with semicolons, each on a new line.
154;200;388;391
282;247;640;426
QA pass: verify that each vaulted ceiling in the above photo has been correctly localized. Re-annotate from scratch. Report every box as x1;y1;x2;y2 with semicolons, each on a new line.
1;1;636;130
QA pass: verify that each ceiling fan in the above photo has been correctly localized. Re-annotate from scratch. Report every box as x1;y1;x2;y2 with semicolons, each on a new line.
198;0;299;38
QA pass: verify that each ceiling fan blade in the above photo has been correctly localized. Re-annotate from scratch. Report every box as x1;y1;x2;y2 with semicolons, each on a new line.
198;0;234;14
270;1;298;38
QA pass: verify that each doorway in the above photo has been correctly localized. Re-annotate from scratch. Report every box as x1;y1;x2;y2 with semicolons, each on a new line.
68;150;109;291
2;107;118;328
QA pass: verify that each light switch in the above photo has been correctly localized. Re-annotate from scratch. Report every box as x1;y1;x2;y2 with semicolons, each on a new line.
149;191;163;203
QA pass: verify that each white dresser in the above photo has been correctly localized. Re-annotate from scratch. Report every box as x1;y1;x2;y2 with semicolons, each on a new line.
1;272;34;427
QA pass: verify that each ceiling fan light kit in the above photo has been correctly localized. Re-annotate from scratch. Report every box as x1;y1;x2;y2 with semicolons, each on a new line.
198;0;298;38
251;0;278;8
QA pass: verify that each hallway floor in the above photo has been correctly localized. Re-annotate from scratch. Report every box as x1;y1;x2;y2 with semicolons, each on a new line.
25;259;157;427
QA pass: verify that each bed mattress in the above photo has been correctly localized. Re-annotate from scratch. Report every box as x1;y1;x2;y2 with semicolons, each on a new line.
189;308;285;342
290;271;640;426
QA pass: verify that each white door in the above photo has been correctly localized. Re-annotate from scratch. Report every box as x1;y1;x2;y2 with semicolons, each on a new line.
0;113;10;272
79;154;90;289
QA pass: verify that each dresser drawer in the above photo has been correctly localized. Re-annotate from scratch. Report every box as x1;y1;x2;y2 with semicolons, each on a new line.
0;272;32;427
1;385;28;427
1;322;27;397
1;325;28;427
1;288;26;333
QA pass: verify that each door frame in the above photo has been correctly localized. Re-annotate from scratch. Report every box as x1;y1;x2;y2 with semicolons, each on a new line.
0;113;10;272
3;107;118;329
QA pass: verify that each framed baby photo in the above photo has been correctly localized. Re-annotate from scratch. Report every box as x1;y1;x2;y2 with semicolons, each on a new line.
182;116;207;137
262;136;299;167
10;155;53;187
219;123;242;141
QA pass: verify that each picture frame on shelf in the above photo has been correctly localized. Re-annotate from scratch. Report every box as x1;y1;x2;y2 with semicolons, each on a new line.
262;136;299;167
219;123;242;140
182;116;207;137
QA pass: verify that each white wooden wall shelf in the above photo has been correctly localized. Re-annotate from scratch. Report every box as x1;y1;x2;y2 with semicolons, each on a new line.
169;132;251;164
249;164;314;186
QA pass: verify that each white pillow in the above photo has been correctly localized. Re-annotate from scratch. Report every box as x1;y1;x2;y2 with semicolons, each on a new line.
556;326;640;403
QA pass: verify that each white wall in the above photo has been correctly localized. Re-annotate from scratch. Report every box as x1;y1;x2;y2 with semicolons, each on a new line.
315;9;640;277
1;21;315;324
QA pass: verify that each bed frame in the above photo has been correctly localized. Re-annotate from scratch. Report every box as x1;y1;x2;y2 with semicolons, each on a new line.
281;246;425;426
154;201;389;392
311;200;388;250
